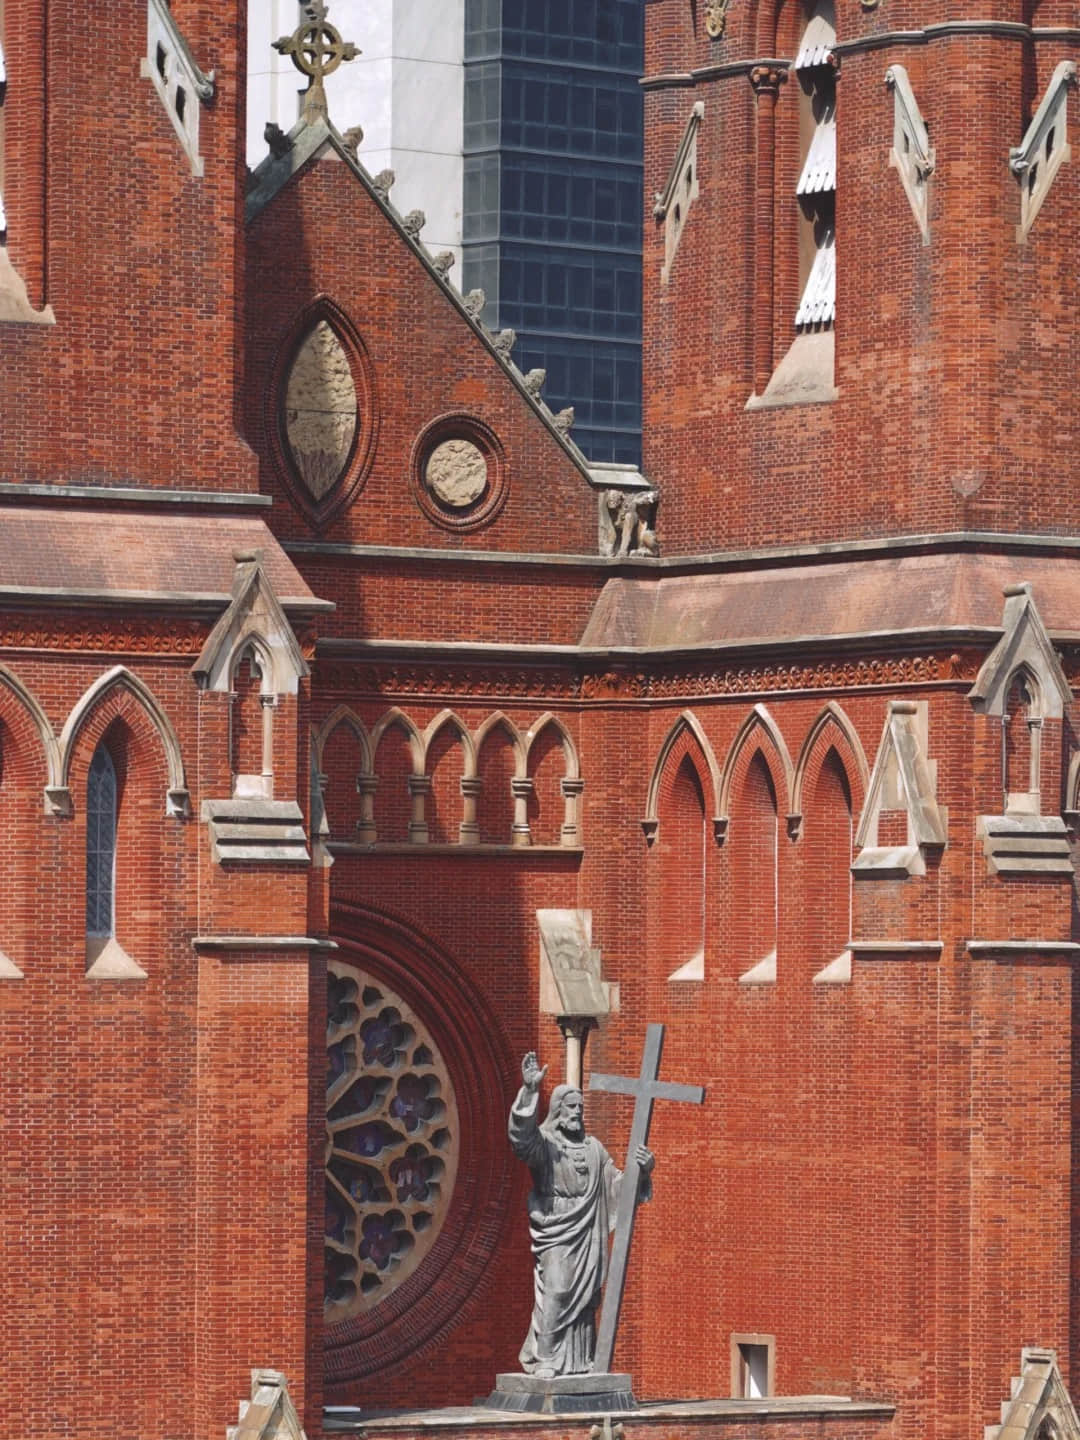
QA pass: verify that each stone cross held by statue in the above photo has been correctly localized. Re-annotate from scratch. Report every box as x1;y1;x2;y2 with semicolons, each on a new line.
588;1023;705;1375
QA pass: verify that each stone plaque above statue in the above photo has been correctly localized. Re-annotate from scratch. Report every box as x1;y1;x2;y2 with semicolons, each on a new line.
537;909;615;1021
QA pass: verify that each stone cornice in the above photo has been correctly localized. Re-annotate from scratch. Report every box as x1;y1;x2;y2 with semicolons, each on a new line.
835;21;1080;57
287;530;1080;576
0;587;331;615
642;25;1080;90
0;483;271;508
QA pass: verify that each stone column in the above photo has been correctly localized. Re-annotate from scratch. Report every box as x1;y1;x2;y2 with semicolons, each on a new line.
510;776;533;846
407;773;431;844
750;66;787;396
558;1016;598;1090
459;775;482;845
260;693;276;791
355;772;378;844
560;776;584;846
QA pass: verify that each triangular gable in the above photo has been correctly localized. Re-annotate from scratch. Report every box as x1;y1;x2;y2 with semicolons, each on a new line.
244;116;604;492
969;583;1072;720
989;1347;1080;1440
192;552;309;696
853;700;945;878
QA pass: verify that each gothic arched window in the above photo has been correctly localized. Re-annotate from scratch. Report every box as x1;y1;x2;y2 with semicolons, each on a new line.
793;3;837;332
86;744;118;940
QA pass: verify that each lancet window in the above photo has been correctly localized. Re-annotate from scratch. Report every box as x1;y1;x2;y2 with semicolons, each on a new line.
86;744;118;941
793;4;836;332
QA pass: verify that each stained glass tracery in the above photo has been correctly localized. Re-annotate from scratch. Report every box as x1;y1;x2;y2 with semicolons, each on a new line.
325;962;458;1320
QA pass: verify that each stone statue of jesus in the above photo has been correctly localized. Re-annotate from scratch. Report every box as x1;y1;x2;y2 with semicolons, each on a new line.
508;1050;655;1377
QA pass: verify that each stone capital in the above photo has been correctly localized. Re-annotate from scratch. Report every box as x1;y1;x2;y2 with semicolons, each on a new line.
750;66;787;97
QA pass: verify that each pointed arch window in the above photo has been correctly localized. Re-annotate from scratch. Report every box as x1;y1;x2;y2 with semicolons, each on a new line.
794;5;837;332
1003;670;1042;814
86;744;118;940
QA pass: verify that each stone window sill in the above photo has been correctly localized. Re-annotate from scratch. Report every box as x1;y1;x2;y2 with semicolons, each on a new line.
86;935;148;980
746;330;837;411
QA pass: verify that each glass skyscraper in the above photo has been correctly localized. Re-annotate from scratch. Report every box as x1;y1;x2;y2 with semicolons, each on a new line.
462;0;644;465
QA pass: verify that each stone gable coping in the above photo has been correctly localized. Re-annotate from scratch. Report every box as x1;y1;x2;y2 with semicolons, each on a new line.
244;116;606;499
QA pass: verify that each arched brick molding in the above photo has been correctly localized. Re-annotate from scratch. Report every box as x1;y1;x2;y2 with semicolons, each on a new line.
371;708;425;844
792;705;866;982
654;741;710;984
719;703;795;823
727;750;781;980
59;666;189;818
0;671;59;975
791;701;868;830
314;707;374;843
643;710;721;846
64;683;187;976
423;711;474;844
524;712;582;847
324;902;517;1386
473;712;526;845
0;663;61;807
645;718;718;983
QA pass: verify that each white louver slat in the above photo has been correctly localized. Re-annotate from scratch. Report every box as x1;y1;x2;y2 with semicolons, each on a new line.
796;115;836;195
794;13;836;70
795;233;835;328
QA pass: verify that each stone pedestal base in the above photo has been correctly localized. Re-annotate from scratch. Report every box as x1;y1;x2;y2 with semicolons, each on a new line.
485;1374;635;1414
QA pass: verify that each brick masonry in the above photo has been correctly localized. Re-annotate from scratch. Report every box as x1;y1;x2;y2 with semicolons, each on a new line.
0;3;1079;1440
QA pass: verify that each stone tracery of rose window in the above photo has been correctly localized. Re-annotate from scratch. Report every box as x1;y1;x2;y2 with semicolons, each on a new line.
325;961;458;1320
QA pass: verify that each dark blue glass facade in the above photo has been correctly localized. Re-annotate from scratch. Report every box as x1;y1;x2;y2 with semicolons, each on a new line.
462;0;643;465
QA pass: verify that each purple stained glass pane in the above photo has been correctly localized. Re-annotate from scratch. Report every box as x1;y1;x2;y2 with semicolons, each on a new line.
390;1073;439;1133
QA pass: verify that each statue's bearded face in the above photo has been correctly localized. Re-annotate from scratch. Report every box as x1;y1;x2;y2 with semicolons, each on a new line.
556;1090;584;1139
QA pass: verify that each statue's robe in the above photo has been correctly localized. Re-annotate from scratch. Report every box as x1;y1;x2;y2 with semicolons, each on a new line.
508;1087;624;1376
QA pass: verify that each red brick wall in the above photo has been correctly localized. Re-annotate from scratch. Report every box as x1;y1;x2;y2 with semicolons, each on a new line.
0;633;319;1440
641;3;1080;553
0;0;257;492
310;669;1080;1440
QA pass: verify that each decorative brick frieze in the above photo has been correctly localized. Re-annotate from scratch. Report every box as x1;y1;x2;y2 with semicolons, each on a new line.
317;650;972;707
0;615;208;654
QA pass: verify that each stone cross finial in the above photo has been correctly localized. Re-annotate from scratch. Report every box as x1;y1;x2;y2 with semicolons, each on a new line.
273;2;359;125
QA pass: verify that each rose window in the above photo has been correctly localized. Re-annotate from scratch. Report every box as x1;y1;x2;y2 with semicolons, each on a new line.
325;962;458;1321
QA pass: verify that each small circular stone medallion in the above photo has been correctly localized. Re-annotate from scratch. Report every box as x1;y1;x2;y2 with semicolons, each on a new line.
424;438;488;509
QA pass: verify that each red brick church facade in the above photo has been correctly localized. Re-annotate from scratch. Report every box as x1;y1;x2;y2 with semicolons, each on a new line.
1;2;1078;1439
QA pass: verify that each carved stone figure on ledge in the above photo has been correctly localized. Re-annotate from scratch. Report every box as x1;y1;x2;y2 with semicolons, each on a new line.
509;1051;654;1377
601;489;660;558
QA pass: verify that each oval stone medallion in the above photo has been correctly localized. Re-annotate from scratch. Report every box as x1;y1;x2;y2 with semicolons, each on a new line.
284;320;358;501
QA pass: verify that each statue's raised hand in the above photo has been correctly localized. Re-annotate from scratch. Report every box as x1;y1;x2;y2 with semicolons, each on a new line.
521;1051;548;1091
